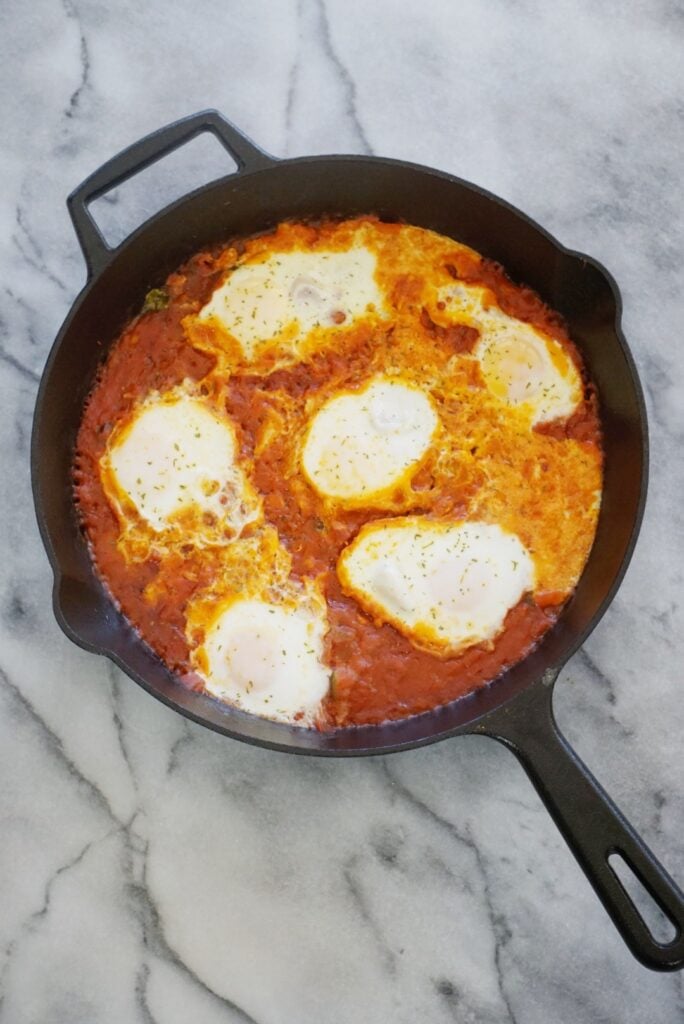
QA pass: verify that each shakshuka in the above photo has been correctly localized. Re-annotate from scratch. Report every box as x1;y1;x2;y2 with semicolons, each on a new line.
74;218;602;728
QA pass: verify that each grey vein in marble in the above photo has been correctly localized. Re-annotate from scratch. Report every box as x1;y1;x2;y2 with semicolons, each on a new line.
1;0;684;1021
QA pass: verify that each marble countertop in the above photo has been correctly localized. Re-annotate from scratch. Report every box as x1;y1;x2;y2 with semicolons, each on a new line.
2;0;684;1020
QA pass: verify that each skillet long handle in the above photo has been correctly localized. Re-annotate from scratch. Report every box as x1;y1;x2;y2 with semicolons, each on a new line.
67;109;274;278
479;675;684;970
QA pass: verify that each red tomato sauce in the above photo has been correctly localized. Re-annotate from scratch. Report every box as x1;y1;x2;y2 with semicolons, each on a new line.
74;222;601;728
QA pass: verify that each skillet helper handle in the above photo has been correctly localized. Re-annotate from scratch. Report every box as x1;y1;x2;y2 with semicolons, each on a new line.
481;675;684;970
67;109;274;278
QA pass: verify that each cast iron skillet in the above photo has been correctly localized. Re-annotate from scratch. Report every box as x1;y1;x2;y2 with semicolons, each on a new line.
32;110;684;970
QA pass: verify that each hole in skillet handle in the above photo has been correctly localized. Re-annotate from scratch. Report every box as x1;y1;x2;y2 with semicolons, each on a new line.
66;109;275;280
89;134;239;249
480;674;684;970
608;851;678;945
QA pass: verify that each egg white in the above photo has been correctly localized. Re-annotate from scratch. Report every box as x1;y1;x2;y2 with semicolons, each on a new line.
101;391;260;543
338;517;535;654
437;282;582;425
196;597;330;723
301;376;438;505
197;247;386;361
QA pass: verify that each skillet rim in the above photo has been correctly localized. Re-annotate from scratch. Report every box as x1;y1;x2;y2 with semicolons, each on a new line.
30;150;649;756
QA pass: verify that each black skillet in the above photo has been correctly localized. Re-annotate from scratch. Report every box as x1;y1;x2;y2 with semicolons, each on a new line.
31;110;684;970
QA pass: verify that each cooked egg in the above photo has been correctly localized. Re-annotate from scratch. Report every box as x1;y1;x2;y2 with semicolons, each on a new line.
301;377;438;505
101;391;260;541
196;247;386;361
338;517;535;654
195;597;330;723
475;318;582;425
437;282;582;424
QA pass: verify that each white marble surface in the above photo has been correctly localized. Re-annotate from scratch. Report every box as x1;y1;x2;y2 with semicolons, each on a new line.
2;0;684;1020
